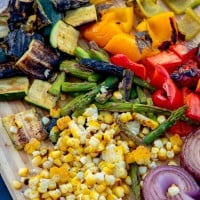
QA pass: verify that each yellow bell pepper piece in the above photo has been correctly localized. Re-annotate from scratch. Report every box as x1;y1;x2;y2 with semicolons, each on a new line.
136;12;178;48
83;21;123;47
90;0;108;4
101;6;134;33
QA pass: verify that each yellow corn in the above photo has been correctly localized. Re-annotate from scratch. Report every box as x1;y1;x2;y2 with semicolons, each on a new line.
24;138;40;154
169;134;183;147
32;155;42;167
113;91;123;100
56;116;71;130
95;184;106;193
13;180;22;190
119;112;133;123
113;186;125;198
173;145;182;154
50;108;61;118
18;167;29;177
158;148;167;161
132;112;159;130
77;115;86;125
48;189;61;199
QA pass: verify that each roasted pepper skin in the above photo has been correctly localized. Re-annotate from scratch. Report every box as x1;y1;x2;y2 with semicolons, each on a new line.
110;54;147;80
186;92;200;122
152;79;183;110
144;50;182;74
169;120;196;136
136;12;178;48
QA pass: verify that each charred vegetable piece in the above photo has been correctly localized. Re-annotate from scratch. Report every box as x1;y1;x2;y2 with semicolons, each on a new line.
34;0;51;29
143;165;200;200
180;128;200;181
7;0;34;31
119;70;134;101
60;75;119;116
0;62;24;78
16;39;58;80
52;0;90;12
50;20;79;55
25;79;58;110
38;0;62;36
2;108;47;150
0;77;29;101
171;59;200;88
64;5;97;27
7;28;43;58
0;48;8;64
60;60;94;81
80;59;124;77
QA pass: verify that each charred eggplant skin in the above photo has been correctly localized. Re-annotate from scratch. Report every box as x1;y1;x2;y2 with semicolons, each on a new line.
0;62;24;78
7;28;43;58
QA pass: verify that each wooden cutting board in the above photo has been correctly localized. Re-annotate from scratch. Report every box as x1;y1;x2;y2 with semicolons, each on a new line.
0;1;200;200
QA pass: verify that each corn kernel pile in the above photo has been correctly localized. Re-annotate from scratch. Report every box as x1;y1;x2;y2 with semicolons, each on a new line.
14;104;183;200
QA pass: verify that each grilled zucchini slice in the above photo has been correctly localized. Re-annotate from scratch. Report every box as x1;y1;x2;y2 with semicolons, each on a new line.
25;79;58;110
2;108;47;150
64;5;97;27
50;20;80;55
0;77;29;101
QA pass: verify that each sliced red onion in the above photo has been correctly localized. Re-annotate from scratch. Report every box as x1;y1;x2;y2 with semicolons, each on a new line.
180;128;200;181
142;165;199;200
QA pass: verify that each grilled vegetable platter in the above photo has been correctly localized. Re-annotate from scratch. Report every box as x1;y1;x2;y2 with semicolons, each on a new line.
0;0;200;199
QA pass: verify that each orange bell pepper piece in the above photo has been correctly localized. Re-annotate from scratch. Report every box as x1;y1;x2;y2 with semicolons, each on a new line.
136;12;178;48
82;6;134;47
104;33;159;62
82;21;123;47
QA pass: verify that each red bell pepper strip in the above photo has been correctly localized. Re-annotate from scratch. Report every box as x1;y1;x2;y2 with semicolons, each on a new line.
110;54;147;80
152;78;183;110
186;92;200;122
169;42;197;61
144;50;182;73
169;120;196;136
182;87;192;103
148;64;170;89
195;79;200;93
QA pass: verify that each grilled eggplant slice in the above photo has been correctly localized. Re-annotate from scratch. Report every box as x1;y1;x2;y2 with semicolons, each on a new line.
64;5;97;27
2;108;48;150
16;39;59;80
0;62;24;78
7;28;43;58
25;79;58;110
0;76;29;101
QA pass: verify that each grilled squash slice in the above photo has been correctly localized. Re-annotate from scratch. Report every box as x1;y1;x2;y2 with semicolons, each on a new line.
50;20;80;55
64;5;97;27
0;77;29;101
2;108;47;150
25;79;58;110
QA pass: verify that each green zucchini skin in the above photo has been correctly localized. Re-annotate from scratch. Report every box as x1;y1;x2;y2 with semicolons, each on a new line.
0;76;29;101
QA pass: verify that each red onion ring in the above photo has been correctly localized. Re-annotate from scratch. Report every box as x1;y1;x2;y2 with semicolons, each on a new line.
180;128;200;182
142;165;199;200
